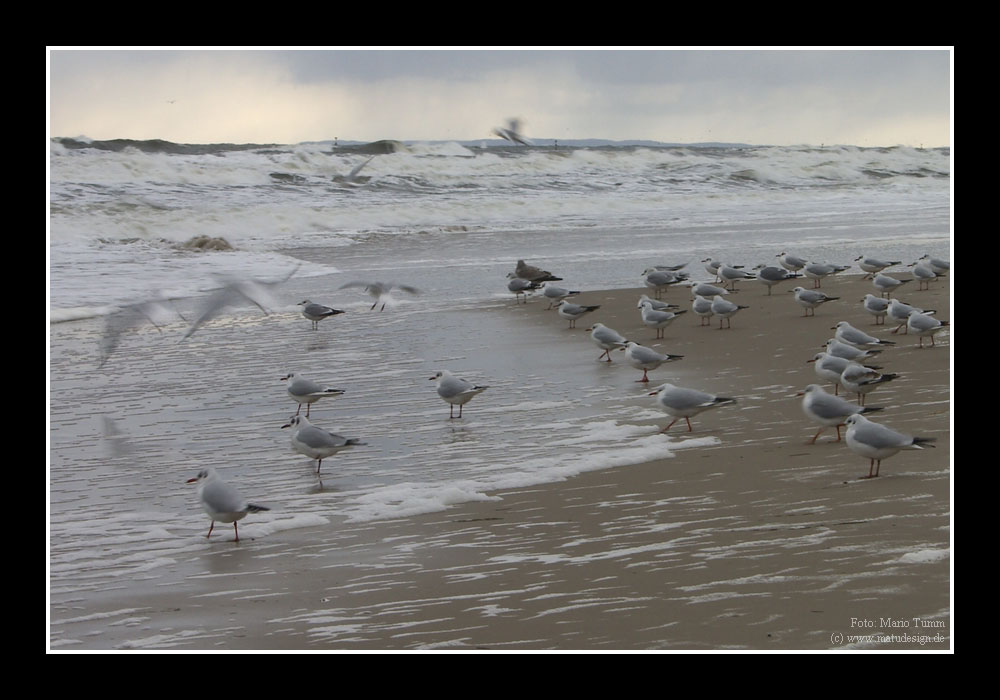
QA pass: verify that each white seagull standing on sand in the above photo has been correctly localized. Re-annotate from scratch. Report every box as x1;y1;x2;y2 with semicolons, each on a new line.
808;352;878;396
718;263;755;290
692;295;715;326
624;341;683;383
649;383;737;433
907;312;949;347
909;261;944;291
803;262;850;288
887;298;935;334
643;268;687;299
282;372;345;417
506;275;541;304
840;364;898;406
791;287;839;316
753;264;800;295
854;255;901;278
541;283;580;309
555;300;600;328
917;254;950;275
298;300;345;330
639;300;686;338
823;338;883;363
281;415;364;481
710;296;748;329
430;370;489;419
873;273;911;298
690;282;729;299
637;294;679;312
777;252;808;273
588;323;630;362
798;383;884;444
187;468;269;543
862;294;891;325
844;414;936;479
833;321;896;350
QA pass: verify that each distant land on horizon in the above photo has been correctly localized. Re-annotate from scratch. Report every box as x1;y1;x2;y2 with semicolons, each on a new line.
55;135;946;153
53;135;759;153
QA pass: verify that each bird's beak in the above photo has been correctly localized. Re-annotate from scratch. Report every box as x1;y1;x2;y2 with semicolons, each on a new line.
281;423;291;429
280;376;288;381
186;477;199;484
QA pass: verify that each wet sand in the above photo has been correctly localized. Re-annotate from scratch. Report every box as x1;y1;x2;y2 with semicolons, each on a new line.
49;272;951;651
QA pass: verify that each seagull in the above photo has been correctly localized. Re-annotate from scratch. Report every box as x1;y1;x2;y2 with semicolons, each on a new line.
281;415;364;480
701;258;742;282
98;297;181;368
333;156;375;185
639;300;686;338
844;414;936;478
181;265;300;339
430;370;489;418
281;372;345;417
702;257;725;280
690;282;729;299
791;287;839;316
917;254;950;275
840;364;898;406
753;265;800;295
710;296;748;329
861;294;891;325
888;299;935;334
648;262;689;272
808;352;880;395
338;281;420;311
803;262;849;288
636;294;680;312
909;261;944;290
623;341;683;383
555;300;600;328
588;323;629;362
541;283;580;309
777;252;808;273
298;300;345;330
515;260;562;282
873;273;911;298
642;268;687;299
187;468;269;543
823;338;883;363
833;321;896;350
493;118;532;146
691;295;715;326
854;255;901;278
717;264;755;290
506;275;542;304
649;383;737;432
907;312;949;347
798;384;884;443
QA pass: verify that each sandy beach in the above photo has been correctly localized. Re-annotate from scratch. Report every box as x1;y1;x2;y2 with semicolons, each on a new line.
49;271;951;651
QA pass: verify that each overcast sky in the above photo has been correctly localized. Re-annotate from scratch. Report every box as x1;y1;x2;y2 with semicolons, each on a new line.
47;48;952;147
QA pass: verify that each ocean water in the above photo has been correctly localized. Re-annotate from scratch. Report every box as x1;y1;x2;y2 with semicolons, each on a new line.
48;138;951;642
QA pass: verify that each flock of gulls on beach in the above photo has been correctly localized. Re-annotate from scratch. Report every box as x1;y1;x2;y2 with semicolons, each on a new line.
501;252;948;483
95;251;949;542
